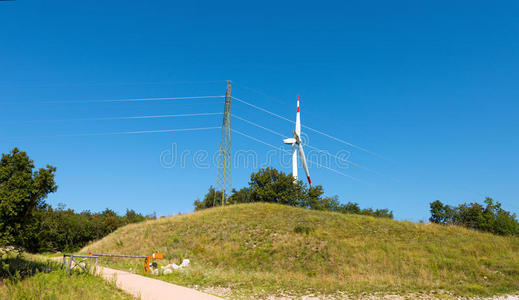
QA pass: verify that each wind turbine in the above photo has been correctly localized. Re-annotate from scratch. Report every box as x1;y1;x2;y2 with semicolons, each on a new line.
283;95;311;186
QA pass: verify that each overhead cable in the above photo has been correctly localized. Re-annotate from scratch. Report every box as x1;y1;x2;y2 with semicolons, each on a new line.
0;95;225;105
232;113;385;178
231;128;364;183
6;112;223;123
6;126;221;139
231;96;386;159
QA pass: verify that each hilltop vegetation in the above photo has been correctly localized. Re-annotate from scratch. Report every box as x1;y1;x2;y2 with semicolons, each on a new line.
195;167;393;219
430;197;519;236
82;203;519;298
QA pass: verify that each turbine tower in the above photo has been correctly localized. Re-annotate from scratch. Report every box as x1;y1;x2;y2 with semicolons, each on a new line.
283;95;311;185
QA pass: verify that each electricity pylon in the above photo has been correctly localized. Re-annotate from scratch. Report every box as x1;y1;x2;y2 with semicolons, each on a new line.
215;80;232;206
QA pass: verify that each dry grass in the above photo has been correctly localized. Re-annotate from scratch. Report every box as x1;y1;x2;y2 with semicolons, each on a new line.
81;203;519;298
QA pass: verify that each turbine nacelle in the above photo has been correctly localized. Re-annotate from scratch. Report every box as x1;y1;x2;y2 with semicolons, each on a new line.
292;130;301;144
283;138;296;144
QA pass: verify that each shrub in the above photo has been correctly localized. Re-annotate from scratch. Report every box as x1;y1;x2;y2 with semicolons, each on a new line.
293;225;314;234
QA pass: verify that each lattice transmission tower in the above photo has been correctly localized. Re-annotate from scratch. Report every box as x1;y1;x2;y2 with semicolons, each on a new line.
214;80;232;206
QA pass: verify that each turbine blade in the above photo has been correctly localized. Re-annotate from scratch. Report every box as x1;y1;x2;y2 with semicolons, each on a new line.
298;143;311;185
295;95;301;136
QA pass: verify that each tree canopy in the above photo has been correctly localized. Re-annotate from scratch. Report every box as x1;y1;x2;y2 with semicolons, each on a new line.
0;148;57;246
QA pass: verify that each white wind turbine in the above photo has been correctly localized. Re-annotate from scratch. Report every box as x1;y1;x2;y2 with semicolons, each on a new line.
283;95;312;186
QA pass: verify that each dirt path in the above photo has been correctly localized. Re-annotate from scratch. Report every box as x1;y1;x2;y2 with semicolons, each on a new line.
52;257;222;300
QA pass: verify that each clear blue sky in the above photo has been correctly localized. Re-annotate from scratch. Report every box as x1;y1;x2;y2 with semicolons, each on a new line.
1;1;518;221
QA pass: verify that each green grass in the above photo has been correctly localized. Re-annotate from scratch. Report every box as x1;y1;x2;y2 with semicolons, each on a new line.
81;203;519;298
0;254;134;300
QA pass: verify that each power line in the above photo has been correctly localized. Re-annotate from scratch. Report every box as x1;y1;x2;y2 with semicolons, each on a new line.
232;128;282;151
0;95;224;105
231;128;364;183
0;80;227;89
232;113;387;178
5;126;221;139
5;112;223;124
234;95;511;208
232;114;289;138
232;94;499;203
231;96;387;159
303;143;389;178
232;96;293;122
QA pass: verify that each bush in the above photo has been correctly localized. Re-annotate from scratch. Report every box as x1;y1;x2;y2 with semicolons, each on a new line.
429;197;519;236
293;225;314;234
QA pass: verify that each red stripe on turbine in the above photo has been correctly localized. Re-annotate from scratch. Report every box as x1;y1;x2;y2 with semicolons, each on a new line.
297;106;300;112
307;176;311;185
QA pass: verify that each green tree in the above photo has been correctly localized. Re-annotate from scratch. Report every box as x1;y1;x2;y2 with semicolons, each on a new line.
248;167;309;206
429;200;454;224
194;186;224;210
123;209;146;224
0;148;57;246
228;187;252;204
101;209;120;234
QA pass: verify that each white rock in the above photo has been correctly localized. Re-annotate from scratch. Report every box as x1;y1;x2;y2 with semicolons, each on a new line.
180;259;190;267
163;269;173;275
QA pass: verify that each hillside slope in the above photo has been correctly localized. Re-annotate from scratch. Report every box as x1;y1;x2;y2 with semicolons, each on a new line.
81;203;519;298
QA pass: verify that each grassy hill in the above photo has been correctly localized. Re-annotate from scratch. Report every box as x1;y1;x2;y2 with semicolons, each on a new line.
81;203;519;298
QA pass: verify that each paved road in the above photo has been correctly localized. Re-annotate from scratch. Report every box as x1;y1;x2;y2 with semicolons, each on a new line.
53;257;222;300
96;266;222;300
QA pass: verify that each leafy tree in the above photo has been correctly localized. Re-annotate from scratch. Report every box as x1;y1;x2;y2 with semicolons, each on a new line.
338;202;361;214
334;201;393;218
101;208;120;235
228;187;252;204
124;209;146;224
429;200;454;224
248;167;309;206
0;148;57;246
194;186;224;210
359;208;394;218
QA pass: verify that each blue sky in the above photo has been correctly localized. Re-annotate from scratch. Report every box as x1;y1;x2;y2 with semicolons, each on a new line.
1;1;518;221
